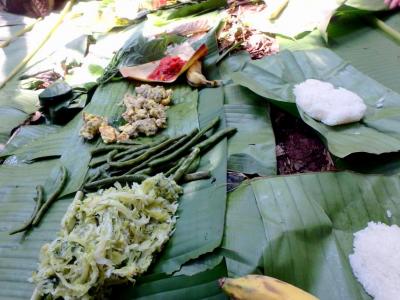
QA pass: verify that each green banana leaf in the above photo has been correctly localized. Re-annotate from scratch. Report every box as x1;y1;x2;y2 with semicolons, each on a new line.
221;171;400;300
231;48;400;158
223;84;276;176
0;125;60;157
328;12;400;94
0;83;227;299
0;107;29;145
0;159;63;299
209;52;277;176
345;0;388;10
151;86;227;275
114;260;228;300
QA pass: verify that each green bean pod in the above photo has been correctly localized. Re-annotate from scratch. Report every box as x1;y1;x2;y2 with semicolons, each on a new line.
197;127;237;152
32;166;68;226
90;145;132;156
9;185;45;235
173;147;201;182
149;117;220;168
84;174;149;190
182;171;212;183
109;137;173;168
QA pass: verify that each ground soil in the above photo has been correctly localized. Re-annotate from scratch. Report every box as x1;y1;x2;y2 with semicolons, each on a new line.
271;107;336;175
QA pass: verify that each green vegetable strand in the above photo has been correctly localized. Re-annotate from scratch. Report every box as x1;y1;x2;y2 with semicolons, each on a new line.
123;134;187;175
32;166;68;226
197;127;237;152
90;145;132;156
182;171;212;183
84;174;148;190
9;185;44;235
109;137;172;168
114;144;151;160
106;150;118;163
173;147;201;182
149;117;220;168
164;157;186;176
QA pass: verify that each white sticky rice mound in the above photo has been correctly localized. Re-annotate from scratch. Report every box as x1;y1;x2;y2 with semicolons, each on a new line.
293;79;367;126
349;221;400;300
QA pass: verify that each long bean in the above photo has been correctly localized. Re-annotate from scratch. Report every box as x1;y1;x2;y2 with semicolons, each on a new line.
182;171;212;183
89;144;150;168
9;185;44;235
197;127;237;152
173;147;201;182
123;134;186;175
116;140;143;145
164;157;186;176
32;166;68;226
106;150;118;163
90;145;132;156
149;117;220;168
84;174;148;190
113;144;151;160
109;137;172;168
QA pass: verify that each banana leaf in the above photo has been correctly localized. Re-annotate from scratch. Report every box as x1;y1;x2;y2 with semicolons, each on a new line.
344;0;388;10
0;107;28;145
221;171;400;299
231;48;400;158
0;125;60;157
328;12;400;94
0;83;228;298
151;86;227;275
114;260;228;300
223;84;276;176
0;159;64;299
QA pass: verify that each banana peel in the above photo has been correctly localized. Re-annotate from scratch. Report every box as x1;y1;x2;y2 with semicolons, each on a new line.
186;60;219;88
219;275;319;300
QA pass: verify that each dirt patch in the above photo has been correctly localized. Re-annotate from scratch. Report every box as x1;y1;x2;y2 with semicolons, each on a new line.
271;107;336;175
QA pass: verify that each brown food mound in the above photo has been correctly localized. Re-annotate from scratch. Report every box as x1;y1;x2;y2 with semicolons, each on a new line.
271;107;336;175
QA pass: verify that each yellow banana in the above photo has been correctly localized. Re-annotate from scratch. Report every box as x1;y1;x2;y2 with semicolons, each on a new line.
186;60;219;88
219;275;319;300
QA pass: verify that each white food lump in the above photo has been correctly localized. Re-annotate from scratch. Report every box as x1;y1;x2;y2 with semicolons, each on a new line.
293;79;367;126
349;221;400;300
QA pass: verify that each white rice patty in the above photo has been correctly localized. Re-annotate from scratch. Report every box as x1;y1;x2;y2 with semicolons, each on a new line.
349;221;400;300
293;79;367;126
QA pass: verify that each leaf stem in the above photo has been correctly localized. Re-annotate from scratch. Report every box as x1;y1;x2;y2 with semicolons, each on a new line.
366;16;400;45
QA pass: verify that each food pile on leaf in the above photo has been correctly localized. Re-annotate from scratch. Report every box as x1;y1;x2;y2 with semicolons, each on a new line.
31;174;182;299
218;2;279;59
79;84;171;143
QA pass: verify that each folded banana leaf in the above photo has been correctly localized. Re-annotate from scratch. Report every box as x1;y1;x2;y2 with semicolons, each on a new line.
221;171;400;300
231;48;400;158
223;84;276;176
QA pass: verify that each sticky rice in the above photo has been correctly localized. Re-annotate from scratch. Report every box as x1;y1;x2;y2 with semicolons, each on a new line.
349;221;400;300
293;79;367;126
